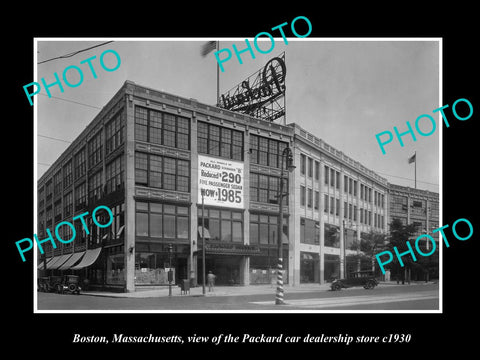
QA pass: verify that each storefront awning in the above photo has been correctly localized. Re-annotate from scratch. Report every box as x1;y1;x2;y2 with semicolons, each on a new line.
58;251;85;270
37;256;56;270
70;247;102;270
48;254;74;270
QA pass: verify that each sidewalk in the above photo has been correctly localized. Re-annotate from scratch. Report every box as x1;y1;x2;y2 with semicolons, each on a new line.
81;281;436;299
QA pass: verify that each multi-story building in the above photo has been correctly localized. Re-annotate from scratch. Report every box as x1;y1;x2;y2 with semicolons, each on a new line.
387;183;439;239
37;80;294;292
37;80;437;292
289;124;389;284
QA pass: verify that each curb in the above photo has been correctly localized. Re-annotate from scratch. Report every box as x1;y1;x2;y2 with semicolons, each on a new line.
78;281;438;299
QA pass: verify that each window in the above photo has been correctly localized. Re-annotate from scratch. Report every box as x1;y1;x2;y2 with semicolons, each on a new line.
349;178;353;195
63;161;72;189
354;206;357;221
135;152;190;192
344;201;348;218
307;188;313;208
53;170;62;196
314;191;319;210
308;157;313;177
315;161;319;180
300;218;320;245
300;154;306;175
88;170;103;203
300;185;306;206
135;106;148;142
105;156;124;194
330;169;335;187
64;192;73;217
135;106;190;150
413;200;423;207
249;213;285;245
136;202;190;240
324;224;340;248
250;134;288;168
330;196;334;214
344;175;348;192
336;171;340;189
353;180;357;196
105;109;125;154
88;130;103;168
198;121;243;160
74;147;86;180
336;198;340;216
75;182;87;210
250;173;283;204
324;194;329;213
349;204;352;220
324;166;329;185
54;200;62;222
199;208;243;242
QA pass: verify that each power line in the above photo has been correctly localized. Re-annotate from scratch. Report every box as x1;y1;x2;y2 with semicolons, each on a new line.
38;93;103;110
38;134;72;143
37;41;114;65
375;171;439;187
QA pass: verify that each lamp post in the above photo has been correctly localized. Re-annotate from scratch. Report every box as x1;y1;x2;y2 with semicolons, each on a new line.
167;243;173;297
276;146;295;305
201;189;206;295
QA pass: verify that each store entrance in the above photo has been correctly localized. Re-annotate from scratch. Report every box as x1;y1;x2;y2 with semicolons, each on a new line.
198;255;242;286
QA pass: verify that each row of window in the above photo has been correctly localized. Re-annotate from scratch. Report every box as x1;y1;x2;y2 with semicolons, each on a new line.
249;213;287;245
298;192;385;228
135;152;190;192
250;135;288;169
135;106;190;150
198;121;243;161
39;203;125;253
40;110;125;202
249;173;288;204
136;202;189;240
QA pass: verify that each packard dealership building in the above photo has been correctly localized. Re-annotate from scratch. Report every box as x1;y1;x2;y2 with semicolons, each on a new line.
36;80;439;292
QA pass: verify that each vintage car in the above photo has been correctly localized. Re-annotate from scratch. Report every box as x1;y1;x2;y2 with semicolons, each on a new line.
330;270;378;290
38;275;63;293
59;275;82;295
38;275;81;294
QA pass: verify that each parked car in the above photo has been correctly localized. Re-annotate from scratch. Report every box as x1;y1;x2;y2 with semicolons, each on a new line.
59;275;82;295
330;270;378;290
38;275;63;293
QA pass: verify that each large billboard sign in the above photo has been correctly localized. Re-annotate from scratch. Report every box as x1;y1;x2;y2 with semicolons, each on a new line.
198;155;244;209
218;53;286;123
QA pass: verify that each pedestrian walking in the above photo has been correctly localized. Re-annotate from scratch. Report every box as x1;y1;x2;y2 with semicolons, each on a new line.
207;271;216;292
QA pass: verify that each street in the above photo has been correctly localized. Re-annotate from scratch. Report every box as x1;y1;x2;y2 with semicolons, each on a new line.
37;283;439;311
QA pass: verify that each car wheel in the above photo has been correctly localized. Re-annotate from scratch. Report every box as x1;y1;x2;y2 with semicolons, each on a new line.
331;283;342;291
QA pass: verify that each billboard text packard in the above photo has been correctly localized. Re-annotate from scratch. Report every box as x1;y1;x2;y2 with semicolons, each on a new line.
219;54;286;123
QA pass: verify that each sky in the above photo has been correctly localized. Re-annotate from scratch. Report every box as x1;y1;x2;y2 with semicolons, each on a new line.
35;38;440;192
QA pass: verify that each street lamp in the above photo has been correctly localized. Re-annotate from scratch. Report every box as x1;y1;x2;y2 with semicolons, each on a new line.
276;146;295;305
201;189;206;295
167;243;173;297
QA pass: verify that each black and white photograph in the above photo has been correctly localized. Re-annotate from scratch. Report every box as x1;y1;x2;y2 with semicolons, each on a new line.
6;6;478;355
33;38;441;312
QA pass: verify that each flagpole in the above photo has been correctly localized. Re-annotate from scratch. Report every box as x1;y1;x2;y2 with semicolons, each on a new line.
414;151;417;189
216;41;220;106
